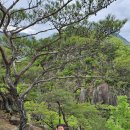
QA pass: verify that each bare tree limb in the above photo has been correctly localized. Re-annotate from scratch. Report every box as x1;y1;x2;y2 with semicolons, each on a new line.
12;27;55;39
20;75;103;99
14;51;58;86
62;1;116;28
7;0;21;12
0;3;11;33
36;75;104;83
0;2;7;28
0;45;9;66
57;101;68;126
36;36;60;52
10;1;39;14
12;0;73;34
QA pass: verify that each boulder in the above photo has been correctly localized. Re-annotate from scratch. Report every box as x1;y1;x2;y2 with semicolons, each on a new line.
9;116;20;126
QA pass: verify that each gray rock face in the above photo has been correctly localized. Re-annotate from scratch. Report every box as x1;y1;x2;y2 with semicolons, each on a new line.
79;87;87;103
92;83;117;105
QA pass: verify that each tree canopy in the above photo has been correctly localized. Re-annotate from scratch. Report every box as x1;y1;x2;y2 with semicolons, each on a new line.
0;0;130;130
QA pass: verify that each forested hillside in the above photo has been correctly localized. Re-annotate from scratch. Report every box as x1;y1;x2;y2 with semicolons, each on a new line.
0;0;130;130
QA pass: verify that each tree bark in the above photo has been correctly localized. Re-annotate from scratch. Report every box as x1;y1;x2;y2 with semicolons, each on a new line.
57;101;68;126
16;98;27;130
9;88;27;130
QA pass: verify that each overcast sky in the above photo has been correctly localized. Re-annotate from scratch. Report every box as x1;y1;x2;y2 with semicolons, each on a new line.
2;0;130;41
89;0;130;42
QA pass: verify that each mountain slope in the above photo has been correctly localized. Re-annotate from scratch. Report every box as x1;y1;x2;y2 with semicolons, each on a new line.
114;33;130;45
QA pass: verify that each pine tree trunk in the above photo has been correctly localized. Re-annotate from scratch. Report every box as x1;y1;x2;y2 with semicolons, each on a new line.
17;98;27;130
9;87;27;130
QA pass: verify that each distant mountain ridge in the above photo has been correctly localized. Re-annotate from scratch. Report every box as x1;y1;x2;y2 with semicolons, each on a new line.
0;30;129;45
0;31;32;40
114;33;130;45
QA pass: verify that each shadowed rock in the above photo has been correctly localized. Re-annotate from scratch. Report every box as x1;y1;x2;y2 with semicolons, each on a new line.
92;83;117;105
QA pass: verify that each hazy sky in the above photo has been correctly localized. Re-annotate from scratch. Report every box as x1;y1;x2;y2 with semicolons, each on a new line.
89;0;130;41
2;0;130;41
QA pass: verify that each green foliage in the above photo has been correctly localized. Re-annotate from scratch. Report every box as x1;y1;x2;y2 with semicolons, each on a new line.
44;89;75;104
11;9;28;22
65;36;87;46
62;68;73;76
64;103;106;130
0;84;8;93
108;36;130;68
94;15;127;40
61;63;81;76
25;101;59;125
106;96;130;130
0;2;129;129
25;100;78;128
